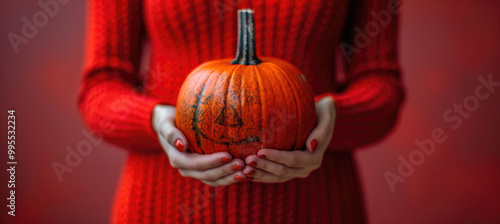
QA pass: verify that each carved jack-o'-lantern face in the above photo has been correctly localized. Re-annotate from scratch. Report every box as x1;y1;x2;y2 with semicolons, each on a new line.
175;9;316;159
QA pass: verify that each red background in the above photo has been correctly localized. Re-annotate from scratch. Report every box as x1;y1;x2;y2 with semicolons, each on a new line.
1;0;499;223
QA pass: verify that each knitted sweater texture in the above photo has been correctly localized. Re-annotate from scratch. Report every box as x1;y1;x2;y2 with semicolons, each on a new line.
78;0;405;223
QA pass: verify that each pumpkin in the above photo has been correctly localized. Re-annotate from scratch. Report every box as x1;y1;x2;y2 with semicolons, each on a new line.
175;9;317;159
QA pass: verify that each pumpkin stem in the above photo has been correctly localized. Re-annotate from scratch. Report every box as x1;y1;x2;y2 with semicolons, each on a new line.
231;9;262;65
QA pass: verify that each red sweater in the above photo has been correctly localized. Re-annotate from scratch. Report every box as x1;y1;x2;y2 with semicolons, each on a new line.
78;0;404;223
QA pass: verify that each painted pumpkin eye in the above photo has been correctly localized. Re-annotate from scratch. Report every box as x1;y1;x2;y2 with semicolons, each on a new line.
175;9;317;159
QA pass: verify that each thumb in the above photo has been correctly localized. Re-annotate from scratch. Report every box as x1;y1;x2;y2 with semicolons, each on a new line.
306;125;329;153
306;98;336;153
158;119;188;152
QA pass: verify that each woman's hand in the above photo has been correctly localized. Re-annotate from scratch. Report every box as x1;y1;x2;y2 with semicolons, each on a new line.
242;96;336;183
152;104;247;187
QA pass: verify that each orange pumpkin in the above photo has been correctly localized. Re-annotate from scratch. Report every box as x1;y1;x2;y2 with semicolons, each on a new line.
175;9;317;159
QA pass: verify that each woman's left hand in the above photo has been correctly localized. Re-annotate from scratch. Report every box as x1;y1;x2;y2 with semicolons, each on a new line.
243;96;336;183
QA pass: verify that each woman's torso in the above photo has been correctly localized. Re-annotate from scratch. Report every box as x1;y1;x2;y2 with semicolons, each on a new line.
141;0;350;104
111;1;366;223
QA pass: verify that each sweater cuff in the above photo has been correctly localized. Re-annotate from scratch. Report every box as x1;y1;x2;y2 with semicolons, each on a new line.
314;92;335;103
314;92;341;115
313;74;404;151
120;94;163;139
80;82;165;152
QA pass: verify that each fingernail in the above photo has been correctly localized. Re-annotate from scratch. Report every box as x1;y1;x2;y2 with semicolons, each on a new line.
245;170;256;176
174;139;184;152
246;177;254;181
248;162;257;167
235;175;245;182
311;139;318;152
220;158;231;164
232;164;243;171
258;154;267;159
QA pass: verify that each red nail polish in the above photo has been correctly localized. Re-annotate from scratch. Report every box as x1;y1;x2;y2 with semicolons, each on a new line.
311;139;318;152
174;139;184;152
248;162;257;167
232;164;243;171
258;154;267;159
220;158;231;164
235;175;244;182
246;177;254;181
246;170;256;176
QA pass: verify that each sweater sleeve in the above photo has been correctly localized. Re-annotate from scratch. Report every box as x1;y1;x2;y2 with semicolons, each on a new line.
316;0;406;150
77;0;163;153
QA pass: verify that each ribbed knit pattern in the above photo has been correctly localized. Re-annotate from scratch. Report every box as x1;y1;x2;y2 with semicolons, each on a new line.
78;0;405;223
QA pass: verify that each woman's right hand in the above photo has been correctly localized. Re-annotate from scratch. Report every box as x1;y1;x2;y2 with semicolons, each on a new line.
152;104;247;187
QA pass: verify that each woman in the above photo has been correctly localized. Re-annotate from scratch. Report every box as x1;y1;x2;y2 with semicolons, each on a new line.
78;0;405;223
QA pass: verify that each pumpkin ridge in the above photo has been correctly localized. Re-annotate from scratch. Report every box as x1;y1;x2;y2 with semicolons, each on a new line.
280;64;305;149
281;60;315;148
224;65;239;150
192;74;212;148
246;64;261;152
245;66;263;153
267;62;302;149
237;65;249;154
183;67;212;116
230;65;261;156
191;64;228;151
208;64;240;149
205;65;229;152
191;64;248;155
235;65;259;157
266;63;294;149
253;63;265;151
262;65;277;149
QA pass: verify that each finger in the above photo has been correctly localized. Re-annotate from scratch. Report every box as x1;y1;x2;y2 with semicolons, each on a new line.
306;97;336;152
248;168;292;183
159;133;233;170
158;119;188;152
172;151;235;171
242;166;256;176
254;149;311;168
202;171;247;187
178;159;245;182
245;155;296;177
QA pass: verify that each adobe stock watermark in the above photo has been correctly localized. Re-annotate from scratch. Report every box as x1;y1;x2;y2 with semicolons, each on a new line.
51;97;140;183
51;90;147;183
384;73;499;192
51;61;169;182
51;120;112;183
179;186;220;224
212;0;243;21
340;0;413;63
7;0;71;54
236;106;297;153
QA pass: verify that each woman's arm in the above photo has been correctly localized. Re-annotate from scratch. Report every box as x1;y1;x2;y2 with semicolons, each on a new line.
78;0;163;152
318;0;405;150
244;0;406;182
78;0;247;185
